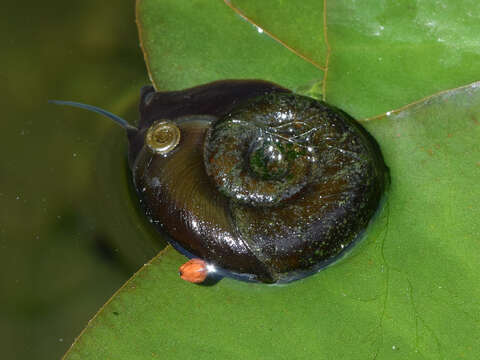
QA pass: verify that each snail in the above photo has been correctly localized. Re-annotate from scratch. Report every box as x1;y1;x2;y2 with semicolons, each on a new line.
52;79;388;284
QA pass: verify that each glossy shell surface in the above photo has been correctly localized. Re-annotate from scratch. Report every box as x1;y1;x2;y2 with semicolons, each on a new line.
127;80;388;283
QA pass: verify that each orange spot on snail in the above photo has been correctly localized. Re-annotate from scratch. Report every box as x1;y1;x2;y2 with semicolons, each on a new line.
179;258;208;283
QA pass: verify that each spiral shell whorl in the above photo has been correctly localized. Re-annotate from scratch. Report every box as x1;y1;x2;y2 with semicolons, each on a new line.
203;92;386;280
131;81;388;283
204;93;327;206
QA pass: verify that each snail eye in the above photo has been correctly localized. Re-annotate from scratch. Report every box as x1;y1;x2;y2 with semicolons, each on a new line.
145;120;181;155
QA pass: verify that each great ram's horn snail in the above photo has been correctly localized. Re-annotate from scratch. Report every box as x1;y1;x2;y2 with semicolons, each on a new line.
51;79;388;284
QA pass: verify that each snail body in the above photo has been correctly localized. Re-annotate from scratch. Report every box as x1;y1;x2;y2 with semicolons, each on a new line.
53;80;388;284
130;80;388;283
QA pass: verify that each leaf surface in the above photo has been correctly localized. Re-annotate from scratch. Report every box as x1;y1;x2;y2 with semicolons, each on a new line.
65;1;480;359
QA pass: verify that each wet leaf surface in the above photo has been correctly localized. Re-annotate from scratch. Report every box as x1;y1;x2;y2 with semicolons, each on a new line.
65;1;480;358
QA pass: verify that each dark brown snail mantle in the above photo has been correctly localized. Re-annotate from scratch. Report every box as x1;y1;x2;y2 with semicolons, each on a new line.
129;80;388;284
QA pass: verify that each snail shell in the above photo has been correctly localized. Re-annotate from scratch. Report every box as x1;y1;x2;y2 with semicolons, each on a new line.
128;80;388;284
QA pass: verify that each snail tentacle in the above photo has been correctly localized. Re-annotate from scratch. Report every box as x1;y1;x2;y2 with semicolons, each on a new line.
49;100;138;132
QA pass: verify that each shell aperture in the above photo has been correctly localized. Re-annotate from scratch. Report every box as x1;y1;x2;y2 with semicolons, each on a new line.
129;80;388;284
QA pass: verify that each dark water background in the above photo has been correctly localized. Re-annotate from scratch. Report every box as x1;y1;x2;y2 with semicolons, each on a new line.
0;1;166;358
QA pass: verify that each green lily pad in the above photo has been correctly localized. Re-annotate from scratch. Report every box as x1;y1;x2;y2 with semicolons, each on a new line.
64;1;480;359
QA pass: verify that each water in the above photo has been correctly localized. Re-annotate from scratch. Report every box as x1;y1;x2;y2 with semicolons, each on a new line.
0;1;164;359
